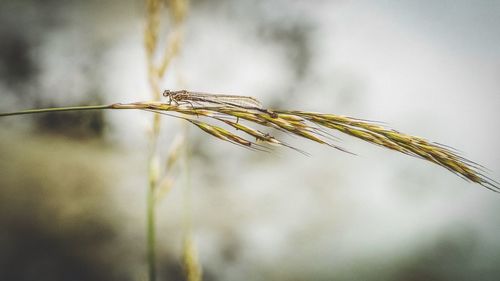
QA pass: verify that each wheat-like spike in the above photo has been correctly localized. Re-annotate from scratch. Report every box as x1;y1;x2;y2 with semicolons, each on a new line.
215;118;309;155
145;107;262;151
188;119;268;152
165;134;185;171
148;109;258;149
144;0;161;60
169;0;187;25
118;101;498;192
286;111;499;192
252;113;351;154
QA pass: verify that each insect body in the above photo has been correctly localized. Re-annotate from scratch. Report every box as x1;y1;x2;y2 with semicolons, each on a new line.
163;90;277;118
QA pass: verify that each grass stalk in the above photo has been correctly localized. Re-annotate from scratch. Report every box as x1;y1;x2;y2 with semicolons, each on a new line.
143;0;187;279
147;171;157;281
147;180;157;281
181;126;202;281
0;105;112;117
5;100;493;193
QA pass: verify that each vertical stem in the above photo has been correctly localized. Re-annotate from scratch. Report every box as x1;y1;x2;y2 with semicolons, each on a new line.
145;1;160;278
147;179;157;281
182;127;202;281
144;0;187;279
146;102;160;281
147;135;160;281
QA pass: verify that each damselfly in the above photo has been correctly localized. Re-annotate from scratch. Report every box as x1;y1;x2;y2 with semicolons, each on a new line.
163;90;277;118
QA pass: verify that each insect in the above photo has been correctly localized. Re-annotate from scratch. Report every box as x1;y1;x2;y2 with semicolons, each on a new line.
163;90;277;118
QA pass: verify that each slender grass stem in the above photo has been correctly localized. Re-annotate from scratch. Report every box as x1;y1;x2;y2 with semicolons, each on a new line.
147;179;157;281
146;135;160;281
0;105;112;117
146;98;161;281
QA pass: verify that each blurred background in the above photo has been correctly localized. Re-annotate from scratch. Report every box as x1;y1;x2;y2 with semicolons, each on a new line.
1;0;500;280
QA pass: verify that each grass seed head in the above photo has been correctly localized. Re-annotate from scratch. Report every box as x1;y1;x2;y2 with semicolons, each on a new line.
126;100;499;192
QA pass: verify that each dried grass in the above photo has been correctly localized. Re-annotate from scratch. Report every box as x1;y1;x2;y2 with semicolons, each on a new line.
108;100;499;193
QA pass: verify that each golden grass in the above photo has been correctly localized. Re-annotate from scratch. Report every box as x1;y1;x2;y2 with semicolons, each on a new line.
107;100;500;193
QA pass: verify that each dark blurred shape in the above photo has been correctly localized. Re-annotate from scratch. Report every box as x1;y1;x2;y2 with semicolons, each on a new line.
0;0;56;94
0;32;37;88
0;215;120;281
34;100;107;139
0;133;194;281
259;23;313;80
394;227;500;281
0;135;128;281
158;256;185;281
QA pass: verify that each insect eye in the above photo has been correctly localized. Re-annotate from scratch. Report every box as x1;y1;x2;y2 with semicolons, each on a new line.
162;90;170;97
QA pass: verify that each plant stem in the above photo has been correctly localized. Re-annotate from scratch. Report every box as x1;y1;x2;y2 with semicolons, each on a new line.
0;105;113;117
146;133;160;281
147;177;157;281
